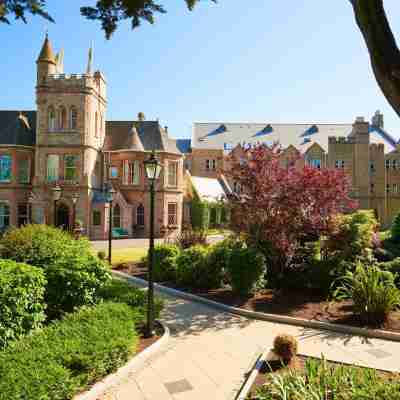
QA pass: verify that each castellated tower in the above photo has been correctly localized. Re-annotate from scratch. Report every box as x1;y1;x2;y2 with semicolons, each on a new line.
33;34;107;228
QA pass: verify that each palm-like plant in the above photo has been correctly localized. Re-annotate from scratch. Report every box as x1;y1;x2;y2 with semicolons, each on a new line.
333;262;400;325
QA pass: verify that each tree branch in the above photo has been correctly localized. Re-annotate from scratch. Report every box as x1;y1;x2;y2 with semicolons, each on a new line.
350;0;400;118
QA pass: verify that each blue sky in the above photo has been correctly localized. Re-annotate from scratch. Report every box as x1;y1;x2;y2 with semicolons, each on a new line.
1;0;400;140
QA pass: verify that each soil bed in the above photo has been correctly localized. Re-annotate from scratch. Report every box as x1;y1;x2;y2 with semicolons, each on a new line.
118;262;400;334
248;355;400;399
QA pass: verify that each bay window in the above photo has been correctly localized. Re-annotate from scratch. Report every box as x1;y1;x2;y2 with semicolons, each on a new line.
168;162;178;187
123;160;140;185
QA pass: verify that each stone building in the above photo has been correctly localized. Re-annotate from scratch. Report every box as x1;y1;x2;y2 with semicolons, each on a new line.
0;35;184;239
180;115;400;227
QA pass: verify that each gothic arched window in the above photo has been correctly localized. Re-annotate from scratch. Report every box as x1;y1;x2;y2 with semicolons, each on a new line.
137;204;145;226
58;106;67;130
113;204;121;228
70;107;78;130
48;106;56;131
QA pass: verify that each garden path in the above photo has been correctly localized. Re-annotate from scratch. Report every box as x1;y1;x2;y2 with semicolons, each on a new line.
99;283;400;400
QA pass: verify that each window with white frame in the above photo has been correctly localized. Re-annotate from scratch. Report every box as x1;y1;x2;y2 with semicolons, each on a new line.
0;155;12;183
18;159;30;184
47;154;59;183
168;203;177;225
386;159;391;169
206;159;216;171
0;202;10;230
123;160;140;185
335;160;345;169
64;155;79;182
168;162;178;187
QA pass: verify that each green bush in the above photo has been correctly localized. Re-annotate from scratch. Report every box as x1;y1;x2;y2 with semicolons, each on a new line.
334;262;400;325
391;211;400;242
97;250;106;260
149;244;180;281
191;200;210;231
226;247;265;295
0;259;47;349
175;245;220;289
0;302;139;400
326;210;378;262
99;279;164;323
1;224;111;318
208;236;244;273
379;257;400;287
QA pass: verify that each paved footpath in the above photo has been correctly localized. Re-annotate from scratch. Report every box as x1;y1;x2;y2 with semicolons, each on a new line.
100;290;400;400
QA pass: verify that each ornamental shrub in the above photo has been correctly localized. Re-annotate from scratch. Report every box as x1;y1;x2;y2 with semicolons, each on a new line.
0;224;111;319
175;245;221;289
0;302;139;400
99;279;164;323
148;244;180;281
226;247;266;295
391;211;400;242
334;262;400;325
175;226;208;249
0;259;46;349
273;334;299;363
191;200;210;231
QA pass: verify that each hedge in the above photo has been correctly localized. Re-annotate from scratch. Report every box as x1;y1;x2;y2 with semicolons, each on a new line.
191;200;210;231
0;302;139;400
0;259;47;349
1;225;111;319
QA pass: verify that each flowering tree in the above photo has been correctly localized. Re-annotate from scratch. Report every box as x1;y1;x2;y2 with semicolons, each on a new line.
228;144;357;276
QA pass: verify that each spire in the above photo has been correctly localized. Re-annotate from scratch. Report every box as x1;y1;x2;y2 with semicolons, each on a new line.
127;125;144;151
37;33;56;64
86;44;93;75
55;49;64;73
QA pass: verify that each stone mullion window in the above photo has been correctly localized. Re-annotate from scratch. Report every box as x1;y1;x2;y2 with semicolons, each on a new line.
47;154;59;183
168;162;178;187
167;203;177;225
64;155;80;182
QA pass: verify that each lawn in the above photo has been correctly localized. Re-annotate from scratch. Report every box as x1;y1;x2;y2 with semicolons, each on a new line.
111;247;148;265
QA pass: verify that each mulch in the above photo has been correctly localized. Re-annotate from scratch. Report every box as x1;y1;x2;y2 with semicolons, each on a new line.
117;262;400;334
136;321;163;354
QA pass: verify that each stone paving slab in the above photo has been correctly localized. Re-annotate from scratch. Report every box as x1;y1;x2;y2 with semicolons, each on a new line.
98;289;400;400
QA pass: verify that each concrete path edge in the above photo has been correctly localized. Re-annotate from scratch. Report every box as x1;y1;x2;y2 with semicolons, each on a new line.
73;320;170;400
113;270;400;343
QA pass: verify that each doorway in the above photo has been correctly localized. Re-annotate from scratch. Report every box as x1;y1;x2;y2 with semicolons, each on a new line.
56;203;70;231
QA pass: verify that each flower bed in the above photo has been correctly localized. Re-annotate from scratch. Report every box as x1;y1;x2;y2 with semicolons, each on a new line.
249;355;400;400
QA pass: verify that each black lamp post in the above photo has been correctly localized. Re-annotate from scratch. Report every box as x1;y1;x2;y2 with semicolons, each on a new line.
143;151;162;337
105;184;116;265
52;185;62;227
27;192;35;224
71;192;80;231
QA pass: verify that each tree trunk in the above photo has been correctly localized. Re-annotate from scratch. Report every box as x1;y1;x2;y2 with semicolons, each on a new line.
350;0;400;118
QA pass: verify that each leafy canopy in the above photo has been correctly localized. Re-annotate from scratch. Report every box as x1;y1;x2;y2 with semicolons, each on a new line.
0;0;216;38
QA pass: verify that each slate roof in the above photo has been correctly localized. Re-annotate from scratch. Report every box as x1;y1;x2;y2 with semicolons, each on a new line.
0;111;36;146
192;121;399;154
104;120;181;154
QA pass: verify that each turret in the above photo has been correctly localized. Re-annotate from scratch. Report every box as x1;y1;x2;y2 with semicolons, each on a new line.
36;34;57;85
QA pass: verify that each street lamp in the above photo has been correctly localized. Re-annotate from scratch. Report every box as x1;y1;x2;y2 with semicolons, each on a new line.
71;192;80;232
27;192;35;224
105;184;116;265
143;151;162;337
52;185;62;227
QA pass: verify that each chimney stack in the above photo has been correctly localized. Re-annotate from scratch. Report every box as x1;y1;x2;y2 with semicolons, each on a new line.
372;110;384;129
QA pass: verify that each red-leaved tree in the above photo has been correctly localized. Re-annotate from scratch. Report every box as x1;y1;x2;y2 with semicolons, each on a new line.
228;144;357;276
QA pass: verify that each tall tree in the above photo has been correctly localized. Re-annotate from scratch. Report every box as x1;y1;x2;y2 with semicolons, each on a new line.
1;1;400;119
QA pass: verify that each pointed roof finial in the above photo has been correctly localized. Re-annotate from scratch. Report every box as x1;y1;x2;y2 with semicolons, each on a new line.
37;33;56;64
86;43;93;75
127;125;145;151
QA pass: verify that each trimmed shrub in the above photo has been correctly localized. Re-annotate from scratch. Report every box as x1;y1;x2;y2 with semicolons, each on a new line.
191;200;210;231
0;259;47;348
334;262;400;325
0;302;139;400
150;244;180;281
175;245;221;289
99;279;164;322
273;334;298;363
391;211;400;242
1;225;111;318
226;247;265;295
